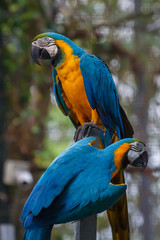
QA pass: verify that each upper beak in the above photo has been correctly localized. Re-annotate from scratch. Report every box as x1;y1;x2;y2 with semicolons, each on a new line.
31;45;51;65
131;151;148;171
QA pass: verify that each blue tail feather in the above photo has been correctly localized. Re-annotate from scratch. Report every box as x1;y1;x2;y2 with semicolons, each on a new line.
23;226;52;240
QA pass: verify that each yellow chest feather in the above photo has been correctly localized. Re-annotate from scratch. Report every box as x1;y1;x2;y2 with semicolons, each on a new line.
55;40;91;124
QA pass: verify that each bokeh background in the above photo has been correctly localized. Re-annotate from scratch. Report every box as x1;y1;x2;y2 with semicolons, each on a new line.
0;0;160;239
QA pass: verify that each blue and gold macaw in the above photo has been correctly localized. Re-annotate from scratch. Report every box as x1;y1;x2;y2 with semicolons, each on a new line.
31;33;133;141
31;32;136;240
20;137;148;240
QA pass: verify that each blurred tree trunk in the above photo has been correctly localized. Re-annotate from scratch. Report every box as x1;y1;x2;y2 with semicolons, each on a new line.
0;28;16;240
134;1;152;240
0;27;9;225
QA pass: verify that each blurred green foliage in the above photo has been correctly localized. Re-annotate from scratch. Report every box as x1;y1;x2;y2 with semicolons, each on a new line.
34;104;74;168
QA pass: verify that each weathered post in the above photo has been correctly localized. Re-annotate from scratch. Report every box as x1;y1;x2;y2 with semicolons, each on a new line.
74;215;97;240
74;126;102;240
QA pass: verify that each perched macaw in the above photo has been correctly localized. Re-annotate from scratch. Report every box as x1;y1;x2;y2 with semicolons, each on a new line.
20;137;148;240
31;33;134;142
30;32;137;240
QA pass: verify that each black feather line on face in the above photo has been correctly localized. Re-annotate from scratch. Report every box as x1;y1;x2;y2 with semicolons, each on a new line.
51;47;62;67
121;150;130;169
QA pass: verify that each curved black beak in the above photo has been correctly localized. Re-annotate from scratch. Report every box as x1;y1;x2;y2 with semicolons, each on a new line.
131;151;148;172
31;45;51;65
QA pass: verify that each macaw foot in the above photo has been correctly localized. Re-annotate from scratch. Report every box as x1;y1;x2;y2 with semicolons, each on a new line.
131;151;148;171
74;121;105;142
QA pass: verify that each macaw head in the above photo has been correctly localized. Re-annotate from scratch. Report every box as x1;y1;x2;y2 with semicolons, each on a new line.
127;139;148;171
31;32;85;67
113;138;148;172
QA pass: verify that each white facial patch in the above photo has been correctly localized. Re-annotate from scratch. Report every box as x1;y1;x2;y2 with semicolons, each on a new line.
127;150;139;164
32;37;58;58
127;141;146;164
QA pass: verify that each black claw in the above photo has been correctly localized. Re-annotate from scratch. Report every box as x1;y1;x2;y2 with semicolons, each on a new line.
131;151;148;172
74;122;105;142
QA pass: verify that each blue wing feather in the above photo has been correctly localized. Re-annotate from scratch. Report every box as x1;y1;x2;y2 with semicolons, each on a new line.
79;53;124;139
52;68;69;116
20;137;95;222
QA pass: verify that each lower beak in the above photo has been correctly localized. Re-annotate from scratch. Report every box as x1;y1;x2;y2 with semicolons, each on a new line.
31;45;51;65
131;151;148;171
